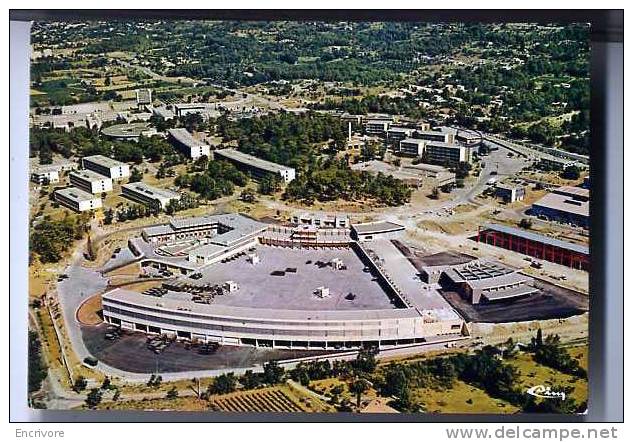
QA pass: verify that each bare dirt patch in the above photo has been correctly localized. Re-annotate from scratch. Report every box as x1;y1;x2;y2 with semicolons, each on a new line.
76;294;103;326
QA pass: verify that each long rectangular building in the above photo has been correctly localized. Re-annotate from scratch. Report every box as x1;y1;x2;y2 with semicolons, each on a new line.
121;182;180;210
167;128;211;160
54;187;102;212
414;130;454;144
214;149;296;183
69;169;113;194
475;223;589;271
82;155;130;180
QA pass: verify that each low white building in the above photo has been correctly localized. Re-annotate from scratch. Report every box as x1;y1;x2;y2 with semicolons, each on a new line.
30;166;60;184
69;169;113;194
30;160;78;184
54;187;102;212
121;182;180;211
82;155;130;180
214;149;296;183
167;128;211;160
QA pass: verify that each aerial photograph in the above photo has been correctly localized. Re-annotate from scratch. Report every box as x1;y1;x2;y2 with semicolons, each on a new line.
27;20;590;414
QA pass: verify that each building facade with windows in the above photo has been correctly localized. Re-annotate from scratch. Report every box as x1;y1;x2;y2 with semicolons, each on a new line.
424;142;471;166
54;187;103;212
82;155;130;180
69;169;113;194
214;149;296;183
398;138;426;157
121;182;180;211
167;128;211;160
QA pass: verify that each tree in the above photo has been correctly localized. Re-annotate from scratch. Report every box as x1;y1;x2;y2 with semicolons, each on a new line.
73;376;88;393
166;386;179;399
263;361;285;385
352;347;378;375
240;188;256;203
101;376;116;390
28;331;48;394
147;374;162;388
85;388;102;409
561;165;581;180
210;373;237;395
519;218;533;229
258;175;282;195
240;370;262;389
430;187;440;200
103;208;114;225
129;167;143;183
194;154;209;171
348;377;370;409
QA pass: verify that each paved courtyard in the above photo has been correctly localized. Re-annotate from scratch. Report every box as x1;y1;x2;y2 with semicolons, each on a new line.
194;245;397;311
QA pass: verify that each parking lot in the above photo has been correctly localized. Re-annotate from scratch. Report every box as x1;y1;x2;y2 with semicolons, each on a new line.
81;324;329;373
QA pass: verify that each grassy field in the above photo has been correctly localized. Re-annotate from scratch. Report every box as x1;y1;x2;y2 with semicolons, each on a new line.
412;380;519;414
509;348;588;405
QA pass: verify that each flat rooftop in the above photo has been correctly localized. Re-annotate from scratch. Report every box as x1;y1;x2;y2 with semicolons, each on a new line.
214;149;294;174
70;169;110;182
483;223;589;255
143;213;268;240
31;160;76;174
104;287;420;323
122;182;180;200
55;186;97;202
533;192;589;217
83;154;127;169
448;260;516;281
167;128;205;148
351;221;405;235
188;245;398;312
101;122;152;137
416;130;450;138
553;186;590;199
425;141;463;149
401;138;426;145
361;239;460;320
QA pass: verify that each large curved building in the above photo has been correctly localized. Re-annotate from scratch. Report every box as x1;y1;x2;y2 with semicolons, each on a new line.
102;214;467;350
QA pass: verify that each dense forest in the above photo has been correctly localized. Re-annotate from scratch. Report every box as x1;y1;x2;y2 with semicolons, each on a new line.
217;111;348;170
30;126;183;165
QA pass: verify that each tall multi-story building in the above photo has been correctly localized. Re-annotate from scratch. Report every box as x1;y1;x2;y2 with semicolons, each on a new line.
398;138;427;157
414;130;454;144
387;127;415;143
424;142;471;166
364;119;391;137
